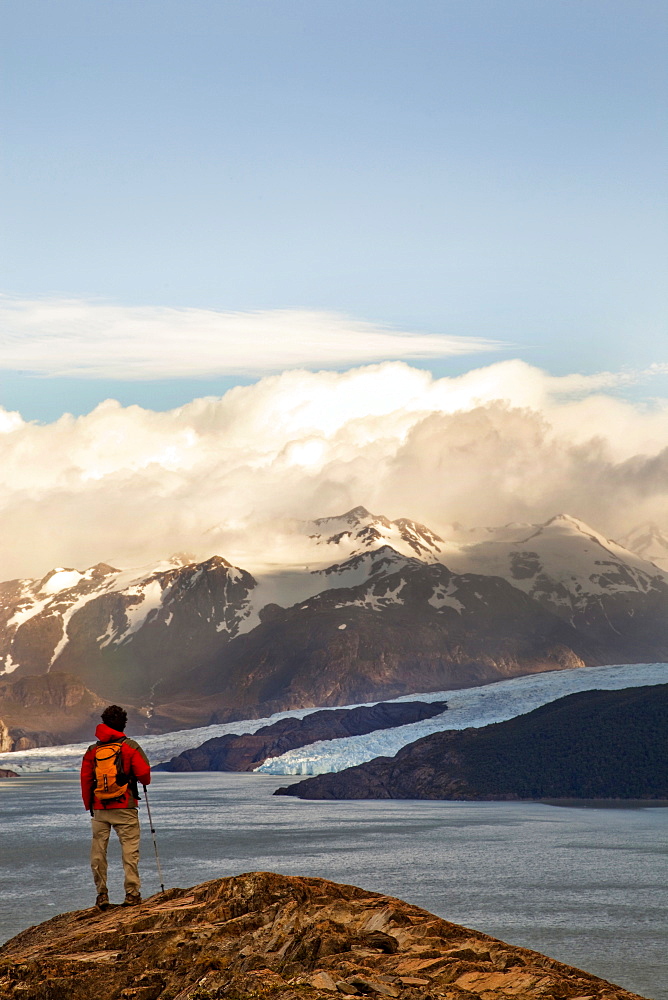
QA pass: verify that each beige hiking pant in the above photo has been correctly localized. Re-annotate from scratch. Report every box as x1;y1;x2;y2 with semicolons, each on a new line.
90;807;141;895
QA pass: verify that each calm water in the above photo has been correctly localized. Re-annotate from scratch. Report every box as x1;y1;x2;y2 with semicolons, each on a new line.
1;773;665;999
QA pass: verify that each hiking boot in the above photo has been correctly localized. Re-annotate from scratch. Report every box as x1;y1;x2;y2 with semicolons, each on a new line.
95;891;110;911
122;892;141;907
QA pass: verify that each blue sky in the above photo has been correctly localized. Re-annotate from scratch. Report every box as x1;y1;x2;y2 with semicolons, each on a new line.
1;0;666;421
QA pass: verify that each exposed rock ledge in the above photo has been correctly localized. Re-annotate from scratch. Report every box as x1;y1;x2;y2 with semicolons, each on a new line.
0;871;644;999
0;767;18;778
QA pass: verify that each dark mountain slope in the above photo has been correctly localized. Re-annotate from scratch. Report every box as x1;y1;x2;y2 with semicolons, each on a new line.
276;683;668;800
185;557;594;713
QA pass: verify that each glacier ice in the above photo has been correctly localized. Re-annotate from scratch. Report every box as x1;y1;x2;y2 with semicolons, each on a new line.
1;661;665;776
257;661;668;775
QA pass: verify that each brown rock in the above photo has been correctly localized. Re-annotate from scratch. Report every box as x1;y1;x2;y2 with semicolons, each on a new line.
0;872;646;1000
0;718;12;752
309;969;339;991
348;975;400;996
0;672;106;748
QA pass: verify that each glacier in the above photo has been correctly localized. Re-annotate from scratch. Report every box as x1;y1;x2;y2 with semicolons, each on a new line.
0;705;324;773
256;661;668;775
1;661;665;775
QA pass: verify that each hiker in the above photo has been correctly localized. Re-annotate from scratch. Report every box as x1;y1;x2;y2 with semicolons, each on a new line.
80;704;151;910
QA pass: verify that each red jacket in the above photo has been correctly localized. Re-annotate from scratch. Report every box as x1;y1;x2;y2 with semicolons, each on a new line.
81;723;151;811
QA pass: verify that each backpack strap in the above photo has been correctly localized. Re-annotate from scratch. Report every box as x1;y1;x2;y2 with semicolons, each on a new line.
122;738;142;799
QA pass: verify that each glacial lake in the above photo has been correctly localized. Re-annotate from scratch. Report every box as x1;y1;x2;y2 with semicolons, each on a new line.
1;773;666;1000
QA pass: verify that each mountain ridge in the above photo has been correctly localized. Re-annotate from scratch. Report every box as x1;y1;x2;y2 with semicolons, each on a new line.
1;508;667;738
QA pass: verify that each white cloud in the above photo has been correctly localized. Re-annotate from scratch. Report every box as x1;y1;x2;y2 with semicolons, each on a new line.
0;359;667;580
0;297;499;378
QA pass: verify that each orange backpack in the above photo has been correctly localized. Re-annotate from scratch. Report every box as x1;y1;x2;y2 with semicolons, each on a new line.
94;740;129;801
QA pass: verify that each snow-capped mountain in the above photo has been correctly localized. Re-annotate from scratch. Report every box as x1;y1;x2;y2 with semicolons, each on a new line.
311;546;420;592
1;507;667;739
440;514;668;656
443;514;666;593
197;548;590;716
303;506;444;563
0;556;257;699
618;523;668;571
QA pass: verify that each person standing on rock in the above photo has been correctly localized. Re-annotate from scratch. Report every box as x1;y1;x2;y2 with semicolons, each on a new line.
80;704;151;910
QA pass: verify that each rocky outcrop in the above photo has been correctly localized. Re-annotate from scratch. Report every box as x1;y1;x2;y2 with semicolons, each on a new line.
0;767;18;777
0;718;11;752
277;684;668;801
158;700;448;772
0;872;645;999
0;726;63;752
0;673;107;749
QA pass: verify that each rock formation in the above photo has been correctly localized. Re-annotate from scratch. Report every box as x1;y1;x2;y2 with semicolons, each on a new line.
0;871;645;999
0;672;195;750
0;717;12;753
158;701;447;772
0;767;18;777
0;672;107;750
276;684;668;801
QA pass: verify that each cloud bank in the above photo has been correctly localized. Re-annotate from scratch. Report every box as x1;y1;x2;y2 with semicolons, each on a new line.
1;359;667;579
0;298;499;378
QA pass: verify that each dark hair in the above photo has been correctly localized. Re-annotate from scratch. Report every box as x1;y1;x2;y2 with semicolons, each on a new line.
101;705;127;732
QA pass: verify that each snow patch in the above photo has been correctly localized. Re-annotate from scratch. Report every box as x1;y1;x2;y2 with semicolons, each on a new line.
49;590;108;666
96;616;116;649
336;578;407;611
314;548;412;591
116;580;165;642
40;570;84;595
7;594;51;629
429;582;464;613
0;653;19;674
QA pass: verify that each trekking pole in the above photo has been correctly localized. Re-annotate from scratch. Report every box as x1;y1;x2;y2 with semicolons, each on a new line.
143;784;166;893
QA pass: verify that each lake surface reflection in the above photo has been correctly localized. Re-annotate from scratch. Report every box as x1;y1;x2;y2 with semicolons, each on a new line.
1;773;665;999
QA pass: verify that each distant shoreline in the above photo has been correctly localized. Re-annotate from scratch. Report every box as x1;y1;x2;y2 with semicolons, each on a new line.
540;798;668;809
